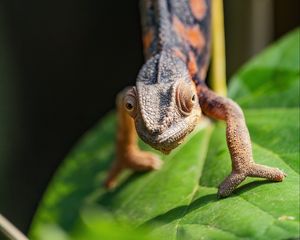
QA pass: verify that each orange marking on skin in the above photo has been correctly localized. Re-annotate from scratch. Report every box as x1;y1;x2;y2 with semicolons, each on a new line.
143;29;154;53
172;16;205;52
189;0;207;20
173;48;186;61
188;51;198;76
172;16;187;40
186;25;205;51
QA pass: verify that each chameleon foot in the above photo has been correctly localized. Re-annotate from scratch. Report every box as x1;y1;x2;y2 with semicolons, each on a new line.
104;149;162;189
125;149;163;171
218;164;286;198
218;171;246;198
248;163;286;181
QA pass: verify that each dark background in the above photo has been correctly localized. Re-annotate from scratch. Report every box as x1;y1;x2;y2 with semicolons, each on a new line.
0;0;299;234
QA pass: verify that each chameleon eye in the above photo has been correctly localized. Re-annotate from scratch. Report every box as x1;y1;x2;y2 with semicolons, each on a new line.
191;94;196;102
124;88;138;117
125;102;133;111
124;96;136;112
176;82;196;115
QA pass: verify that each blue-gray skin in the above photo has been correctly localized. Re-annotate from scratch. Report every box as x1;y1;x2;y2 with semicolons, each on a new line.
135;50;201;153
105;0;286;197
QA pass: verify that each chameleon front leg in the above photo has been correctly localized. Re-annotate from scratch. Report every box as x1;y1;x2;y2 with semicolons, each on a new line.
198;85;286;197
104;87;162;189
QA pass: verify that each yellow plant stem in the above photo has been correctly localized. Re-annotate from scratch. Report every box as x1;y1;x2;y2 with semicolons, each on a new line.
211;0;227;96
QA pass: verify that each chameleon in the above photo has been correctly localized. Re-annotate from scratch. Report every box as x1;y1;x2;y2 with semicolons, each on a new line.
104;0;285;197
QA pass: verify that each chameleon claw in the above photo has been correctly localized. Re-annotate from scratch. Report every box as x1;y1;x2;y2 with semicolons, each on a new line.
217;172;246;198
247;163;286;182
126;150;163;171
217;164;287;198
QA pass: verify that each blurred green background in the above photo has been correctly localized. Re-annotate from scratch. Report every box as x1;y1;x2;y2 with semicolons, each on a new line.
0;0;299;234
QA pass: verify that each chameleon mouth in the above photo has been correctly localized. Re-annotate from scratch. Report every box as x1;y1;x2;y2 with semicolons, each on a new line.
136;114;200;154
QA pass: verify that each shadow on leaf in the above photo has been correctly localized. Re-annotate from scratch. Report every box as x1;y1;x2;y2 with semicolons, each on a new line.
140;180;275;227
233;179;276;195
140;193;217;227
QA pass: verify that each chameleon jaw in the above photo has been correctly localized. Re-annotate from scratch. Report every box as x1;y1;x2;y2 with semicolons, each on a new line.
135;112;201;154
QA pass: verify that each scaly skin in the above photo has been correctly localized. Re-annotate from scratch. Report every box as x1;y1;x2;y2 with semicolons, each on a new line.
105;0;285;197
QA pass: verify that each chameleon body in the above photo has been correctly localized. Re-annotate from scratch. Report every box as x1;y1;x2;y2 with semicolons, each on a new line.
105;0;285;197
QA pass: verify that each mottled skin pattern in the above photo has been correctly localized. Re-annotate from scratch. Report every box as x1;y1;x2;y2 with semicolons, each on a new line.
105;0;285;197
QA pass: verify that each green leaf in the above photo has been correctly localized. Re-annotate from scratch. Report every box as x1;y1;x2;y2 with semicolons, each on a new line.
29;29;300;240
228;28;299;109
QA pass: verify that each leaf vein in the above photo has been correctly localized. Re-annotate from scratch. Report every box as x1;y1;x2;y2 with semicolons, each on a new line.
174;185;199;240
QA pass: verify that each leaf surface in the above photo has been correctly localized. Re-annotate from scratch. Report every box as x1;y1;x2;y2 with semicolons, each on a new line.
30;29;300;240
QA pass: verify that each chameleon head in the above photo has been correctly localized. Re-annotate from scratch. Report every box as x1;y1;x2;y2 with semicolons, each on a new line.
123;50;201;154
